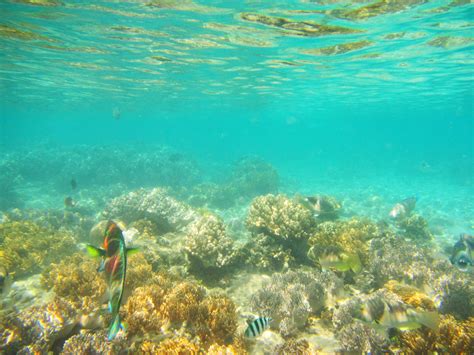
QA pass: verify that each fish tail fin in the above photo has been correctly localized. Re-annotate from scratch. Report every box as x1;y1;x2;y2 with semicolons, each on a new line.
348;253;362;274
108;314;121;341
126;247;139;256
417;311;439;330
86;245;105;258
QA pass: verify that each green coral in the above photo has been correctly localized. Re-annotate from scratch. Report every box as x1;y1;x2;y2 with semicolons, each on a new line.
0;221;77;277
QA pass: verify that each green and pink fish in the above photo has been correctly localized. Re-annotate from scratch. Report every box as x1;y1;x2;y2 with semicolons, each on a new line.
87;220;137;340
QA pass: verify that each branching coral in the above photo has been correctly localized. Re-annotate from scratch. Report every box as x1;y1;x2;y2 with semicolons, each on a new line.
41;253;106;314
247;194;315;241
250;270;340;337
0;221;77;277
431;269;474;321
160;281;206;326
1;297;78;353
123;283;170;336
196;294;238;345
385;280;435;311
141;336;201;354
102;188;199;233
396;214;433;244
399;315;474;353
184;214;239;280
61;330;126;354
354;234;436;291
332;290;397;353
274;338;312;354
242;233;294;272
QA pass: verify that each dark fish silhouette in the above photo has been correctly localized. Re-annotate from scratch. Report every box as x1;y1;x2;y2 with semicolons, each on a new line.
71;178;77;190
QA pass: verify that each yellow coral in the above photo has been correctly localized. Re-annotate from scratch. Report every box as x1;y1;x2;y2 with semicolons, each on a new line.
126;254;154;291
140;336;201;354
160;281;206;325
41;253;105;314
385;280;435;311
308;218;380;266
196;294;238;345
123;284;169;336
0;221;77;277
399;315;474;353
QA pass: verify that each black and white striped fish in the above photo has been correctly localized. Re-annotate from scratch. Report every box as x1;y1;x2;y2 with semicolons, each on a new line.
244;316;272;338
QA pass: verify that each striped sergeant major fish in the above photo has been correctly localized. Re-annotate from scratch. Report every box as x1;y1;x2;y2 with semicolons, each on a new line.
87;220;138;340
244;316;272;338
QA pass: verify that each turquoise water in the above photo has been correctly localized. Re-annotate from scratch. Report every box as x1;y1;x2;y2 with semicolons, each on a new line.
0;0;473;353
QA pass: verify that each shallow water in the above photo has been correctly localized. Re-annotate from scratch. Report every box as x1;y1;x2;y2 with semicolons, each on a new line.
1;1;473;354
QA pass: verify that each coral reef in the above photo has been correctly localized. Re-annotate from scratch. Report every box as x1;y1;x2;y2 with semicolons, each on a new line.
396;214;433;243
354;234;436;291
332;290;398;353
140;336;201;354
0;145;200;191
178;157;279;209
228;157;279;200
246;194;316;262
250;270;341;337
41;253;106;314
247;194;315;241
61;330;126;354
102;188;199;233
385;280;435;311
274;338;312;354
124;278;240;348
0;297;78;353
0;221;77;277
123;283;170;336
307;218;383;269
160;281;206;326
196;294;238;345
431;270;474;321
399;315;474;353
184;214;239;280
242;233;294;272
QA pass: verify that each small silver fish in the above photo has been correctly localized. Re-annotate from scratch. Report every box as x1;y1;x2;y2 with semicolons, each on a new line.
244;316;272;338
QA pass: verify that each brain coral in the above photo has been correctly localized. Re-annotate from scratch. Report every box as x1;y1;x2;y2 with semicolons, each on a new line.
0;221;77;277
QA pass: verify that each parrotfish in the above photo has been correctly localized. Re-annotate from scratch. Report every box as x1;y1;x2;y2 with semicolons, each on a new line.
319;252;362;274
359;297;439;335
244;316;272;338
389;197;417;219
87;220;137;340
450;233;473;272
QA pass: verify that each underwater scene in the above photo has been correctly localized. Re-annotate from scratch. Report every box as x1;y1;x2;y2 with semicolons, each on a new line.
0;0;473;354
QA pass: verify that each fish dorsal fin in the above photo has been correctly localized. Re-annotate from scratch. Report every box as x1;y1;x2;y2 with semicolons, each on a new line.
126;247;139;256
247;316;258;326
86;245;106;258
